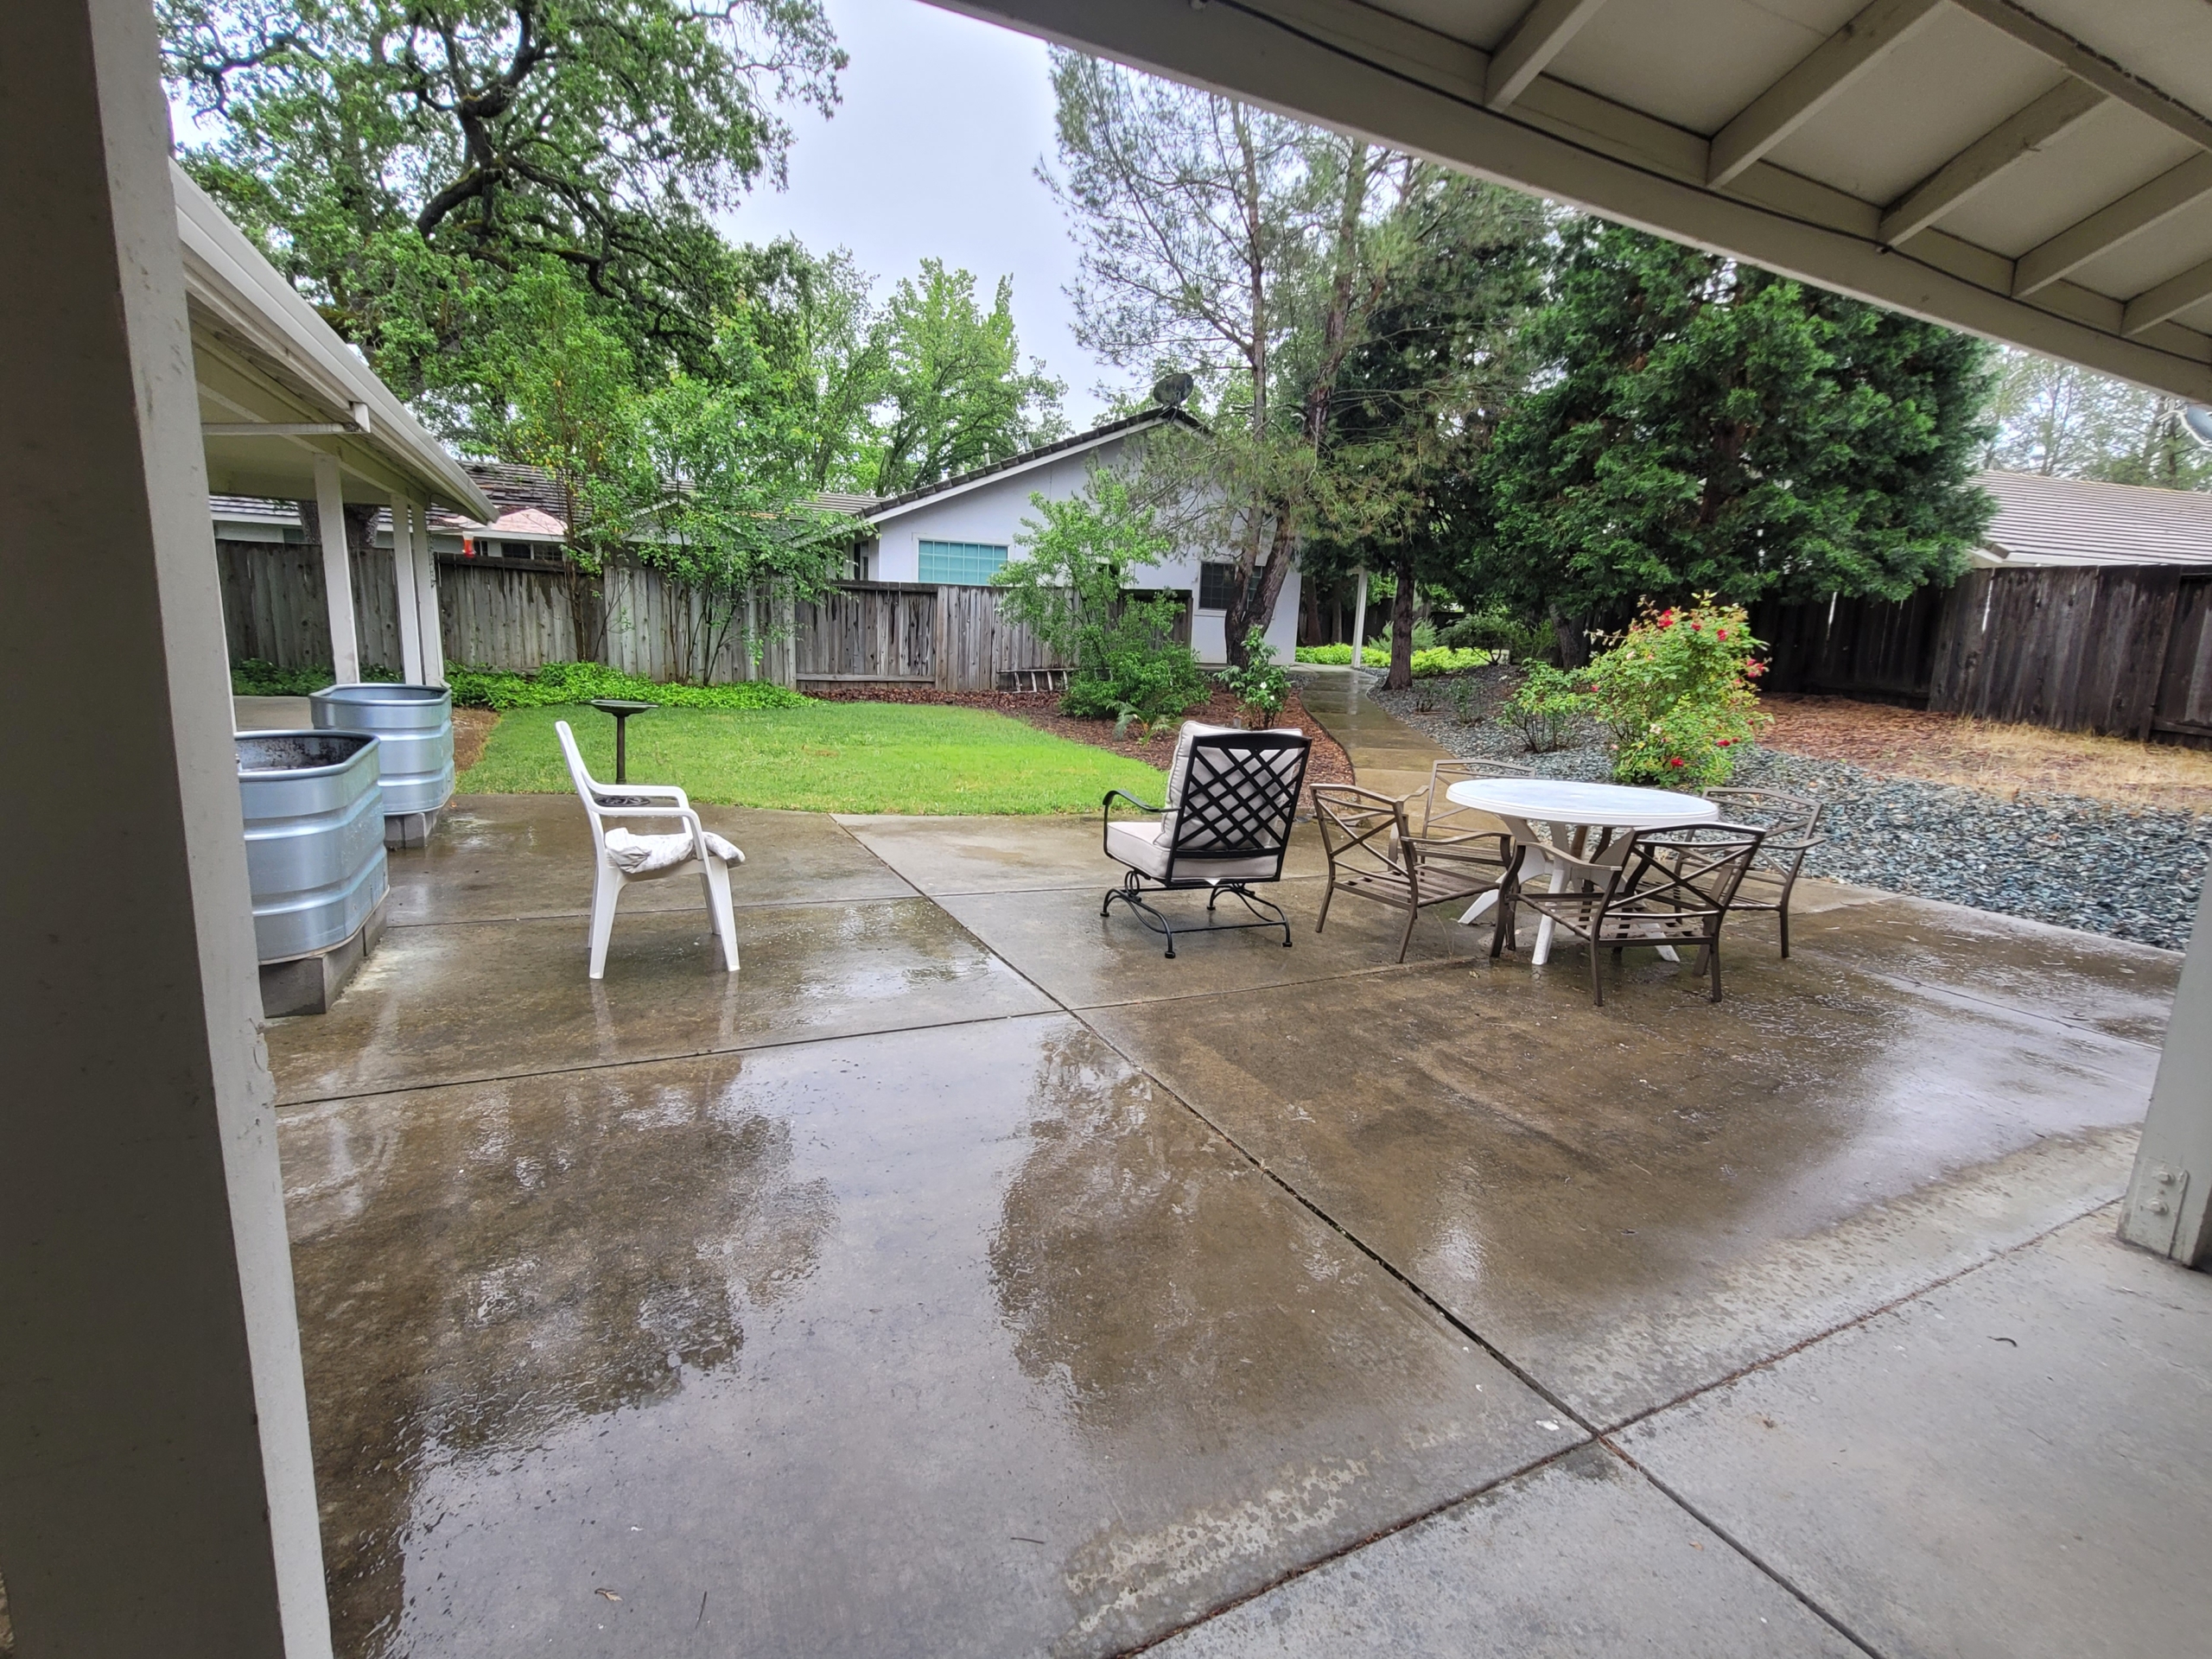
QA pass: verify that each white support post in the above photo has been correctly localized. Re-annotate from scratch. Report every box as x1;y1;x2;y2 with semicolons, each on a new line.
1351;568;1369;670
2;1;331;1651
390;491;423;685
314;451;359;684
410;499;444;686
2121;865;2212;1266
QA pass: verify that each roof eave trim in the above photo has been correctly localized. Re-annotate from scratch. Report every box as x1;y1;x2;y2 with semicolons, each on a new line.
174;164;494;521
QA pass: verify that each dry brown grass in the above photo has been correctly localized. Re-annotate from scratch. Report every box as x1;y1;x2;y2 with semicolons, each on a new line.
1762;695;2212;813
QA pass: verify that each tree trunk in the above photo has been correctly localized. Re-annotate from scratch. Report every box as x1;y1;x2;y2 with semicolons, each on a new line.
1551;611;1589;669
1385;555;1417;689
1224;516;1297;665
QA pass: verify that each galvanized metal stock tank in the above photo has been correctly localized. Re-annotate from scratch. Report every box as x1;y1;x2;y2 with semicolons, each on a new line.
236;731;389;963
309;683;456;816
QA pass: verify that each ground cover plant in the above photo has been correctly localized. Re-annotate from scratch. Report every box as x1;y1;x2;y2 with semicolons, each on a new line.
1294;644;1493;676
445;660;807;712
461;702;1167;815
232;658;397;696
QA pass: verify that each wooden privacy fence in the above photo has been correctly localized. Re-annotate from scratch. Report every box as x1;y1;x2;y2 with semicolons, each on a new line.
217;544;1192;693
1754;564;2212;743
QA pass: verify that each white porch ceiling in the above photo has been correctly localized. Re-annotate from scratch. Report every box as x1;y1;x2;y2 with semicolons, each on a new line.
937;0;2212;400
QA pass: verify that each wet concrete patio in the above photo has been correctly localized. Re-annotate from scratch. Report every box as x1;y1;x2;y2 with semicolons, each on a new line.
269;781;2212;1657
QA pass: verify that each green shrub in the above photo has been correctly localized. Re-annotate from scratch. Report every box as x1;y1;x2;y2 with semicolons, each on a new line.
1216;627;1291;726
231;659;398;696
445;661;809;712
1581;597;1767;787
1498;664;1586;753
1440;608;1552;664
1294;643;1360;665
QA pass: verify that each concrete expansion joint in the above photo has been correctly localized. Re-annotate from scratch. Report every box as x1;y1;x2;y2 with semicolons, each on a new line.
267;1003;1072;1113
1595;1192;2130;1443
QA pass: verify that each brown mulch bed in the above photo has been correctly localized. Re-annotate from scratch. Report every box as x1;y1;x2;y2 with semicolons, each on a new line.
452;706;497;772
1760;693;2212;814
803;682;1355;802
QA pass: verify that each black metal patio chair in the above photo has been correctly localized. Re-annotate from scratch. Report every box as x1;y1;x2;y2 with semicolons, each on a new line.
1101;725;1313;958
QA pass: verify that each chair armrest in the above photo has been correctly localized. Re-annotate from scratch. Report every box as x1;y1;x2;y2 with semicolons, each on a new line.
1102;788;1164;817
1762;833;1826;853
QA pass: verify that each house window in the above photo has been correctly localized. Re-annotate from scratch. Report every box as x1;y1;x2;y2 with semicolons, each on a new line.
1198;561;1239;612
918;539;1010;584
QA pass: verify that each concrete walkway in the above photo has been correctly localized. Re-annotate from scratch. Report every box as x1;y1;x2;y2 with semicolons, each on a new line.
1293;664;1453;800
266;793;2211;1658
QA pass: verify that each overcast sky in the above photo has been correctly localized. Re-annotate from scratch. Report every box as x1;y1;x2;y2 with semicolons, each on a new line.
721;0;1117;425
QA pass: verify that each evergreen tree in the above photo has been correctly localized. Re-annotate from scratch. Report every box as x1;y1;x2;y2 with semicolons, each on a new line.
1296;176;1548;686
1478;223;1996;663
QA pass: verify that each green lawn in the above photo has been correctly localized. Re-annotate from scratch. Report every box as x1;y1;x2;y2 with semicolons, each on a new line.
462;702;1170;815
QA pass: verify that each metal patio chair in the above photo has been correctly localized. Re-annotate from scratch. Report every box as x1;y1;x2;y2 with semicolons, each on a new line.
1101;724;1313;958
1313;785;1511;963
1703;786;1827;957
1491;823;1766;1006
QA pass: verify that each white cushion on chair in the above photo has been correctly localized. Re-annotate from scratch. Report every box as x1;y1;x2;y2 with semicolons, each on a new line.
603;826;744;876
1106;818;1280;882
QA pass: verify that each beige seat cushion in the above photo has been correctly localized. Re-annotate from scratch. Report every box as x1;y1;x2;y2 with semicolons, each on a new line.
1105;819;1282;883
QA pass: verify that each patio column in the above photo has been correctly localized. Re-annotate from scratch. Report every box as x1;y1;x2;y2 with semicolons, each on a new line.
411;499;446;686
391;491;424;684
0;2;330;1655
2122;867;2212;1266
315;450;360;684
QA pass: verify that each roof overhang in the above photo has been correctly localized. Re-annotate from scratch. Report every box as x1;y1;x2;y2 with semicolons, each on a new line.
936;0;2212;401
175;164;493;518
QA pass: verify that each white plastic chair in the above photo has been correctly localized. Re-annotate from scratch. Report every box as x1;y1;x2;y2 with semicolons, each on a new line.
555;719;741;979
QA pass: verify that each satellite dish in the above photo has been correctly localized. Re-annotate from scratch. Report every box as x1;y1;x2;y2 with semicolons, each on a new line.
1150;372;1194;410
2184;404;2212;448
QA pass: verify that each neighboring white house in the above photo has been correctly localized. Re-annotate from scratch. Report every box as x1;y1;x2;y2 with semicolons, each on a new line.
859;409;1301;666
1974;469;2212;568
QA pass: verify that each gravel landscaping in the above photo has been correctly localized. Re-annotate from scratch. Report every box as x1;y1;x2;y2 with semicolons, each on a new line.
1357;668;2208;951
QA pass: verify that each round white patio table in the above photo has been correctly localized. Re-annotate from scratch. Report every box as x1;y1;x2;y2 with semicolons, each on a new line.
1444;778;1720;966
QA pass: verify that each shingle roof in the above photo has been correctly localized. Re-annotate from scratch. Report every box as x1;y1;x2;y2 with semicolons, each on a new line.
865;408;1205;521
1978;469;2212;567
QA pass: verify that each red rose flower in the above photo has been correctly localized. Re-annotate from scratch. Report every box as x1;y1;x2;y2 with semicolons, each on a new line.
1669;756;1686;767
1715;738;1733;747
1717;629;1727;639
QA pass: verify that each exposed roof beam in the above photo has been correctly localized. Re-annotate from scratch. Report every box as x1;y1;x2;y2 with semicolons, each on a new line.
1485;0;1609;111
1879;78;2104;245
2125;257;2212;337
1885;76;2106;245
1948;0;2212;156
1707;0;1943;188
2013;152;2212;296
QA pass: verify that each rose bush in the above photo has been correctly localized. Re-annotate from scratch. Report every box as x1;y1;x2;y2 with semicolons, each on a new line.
1582;597;1767;787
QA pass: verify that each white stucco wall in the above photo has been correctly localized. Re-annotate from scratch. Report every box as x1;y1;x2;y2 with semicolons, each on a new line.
865;431;1300;666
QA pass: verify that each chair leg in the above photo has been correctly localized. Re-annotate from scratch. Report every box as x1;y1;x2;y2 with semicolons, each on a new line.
1396;899;1419;964
1590;938;1605;1007
705;858;739;973
1777;902;1790;958
1316;877;1335;935
587;864;621;980
1490;885;1515;959
1707;925;1724;1001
